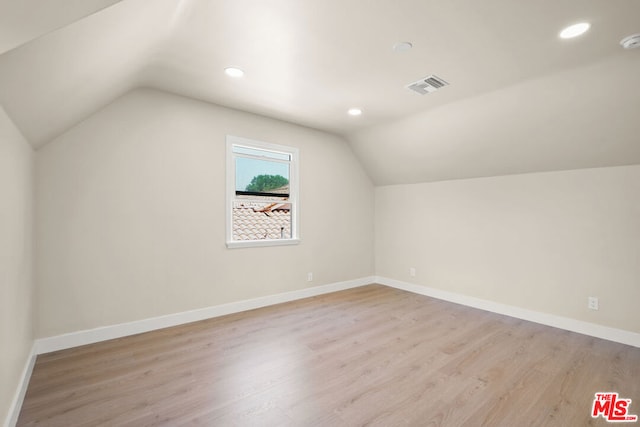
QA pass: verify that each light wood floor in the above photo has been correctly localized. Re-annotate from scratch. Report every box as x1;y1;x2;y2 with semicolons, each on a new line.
18;285;640;426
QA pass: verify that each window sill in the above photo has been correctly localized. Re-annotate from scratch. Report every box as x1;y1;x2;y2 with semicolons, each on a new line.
226;238;301;249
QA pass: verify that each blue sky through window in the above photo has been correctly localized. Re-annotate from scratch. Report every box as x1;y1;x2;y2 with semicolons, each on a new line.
235;157;289;191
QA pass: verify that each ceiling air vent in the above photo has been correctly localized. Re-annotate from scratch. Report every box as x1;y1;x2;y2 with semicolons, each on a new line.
407;75;449;95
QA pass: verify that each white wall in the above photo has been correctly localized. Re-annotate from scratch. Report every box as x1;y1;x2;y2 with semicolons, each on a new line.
376;165;640;333
35;88;374;338
0;106;33;424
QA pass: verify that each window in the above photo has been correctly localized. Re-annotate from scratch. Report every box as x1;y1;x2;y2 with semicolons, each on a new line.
226;135;299;248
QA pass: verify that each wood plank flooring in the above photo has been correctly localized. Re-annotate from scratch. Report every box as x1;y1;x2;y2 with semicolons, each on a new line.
17;285;640;426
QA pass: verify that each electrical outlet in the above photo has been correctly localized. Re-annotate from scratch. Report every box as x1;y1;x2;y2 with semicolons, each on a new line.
307;272;313;282
409;267;416;277
588;296;599;310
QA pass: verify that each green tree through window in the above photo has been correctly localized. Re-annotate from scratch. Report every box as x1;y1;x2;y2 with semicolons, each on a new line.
245;174;289;193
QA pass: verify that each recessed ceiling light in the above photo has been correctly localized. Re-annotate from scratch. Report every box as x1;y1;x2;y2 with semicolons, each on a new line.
393;42;413;52
559;22;590;39
224;67;244;78
347;108;362;116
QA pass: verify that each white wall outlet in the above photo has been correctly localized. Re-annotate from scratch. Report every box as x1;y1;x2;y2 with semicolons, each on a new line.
588;296;599;310
409;267;416;277
307;272;313;282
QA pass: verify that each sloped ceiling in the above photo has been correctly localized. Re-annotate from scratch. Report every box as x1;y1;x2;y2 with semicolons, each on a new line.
0;0;639;184
0;0;122;54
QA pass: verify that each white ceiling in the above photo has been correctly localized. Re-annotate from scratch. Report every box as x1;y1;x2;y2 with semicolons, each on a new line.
0;0;122;54
1;0;639;184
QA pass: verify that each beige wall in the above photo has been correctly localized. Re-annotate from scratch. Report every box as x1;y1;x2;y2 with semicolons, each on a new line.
0;106;33;423
35;88;374;337
376;165;640;333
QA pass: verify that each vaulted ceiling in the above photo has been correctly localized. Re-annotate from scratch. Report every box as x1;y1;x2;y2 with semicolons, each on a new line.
1;0;639;184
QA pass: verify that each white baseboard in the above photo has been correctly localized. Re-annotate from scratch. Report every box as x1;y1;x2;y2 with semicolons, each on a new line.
376;276;640;348
30;274;640;354
34;276;375;355
4;344;36;427
10;275;639;426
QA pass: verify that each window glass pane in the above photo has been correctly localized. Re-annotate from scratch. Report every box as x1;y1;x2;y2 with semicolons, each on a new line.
233;145;291;161
235;156;289;193
232;200;291;241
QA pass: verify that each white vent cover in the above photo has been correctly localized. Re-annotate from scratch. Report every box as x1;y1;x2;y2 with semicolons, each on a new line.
407;75;449;95
620;33;640;49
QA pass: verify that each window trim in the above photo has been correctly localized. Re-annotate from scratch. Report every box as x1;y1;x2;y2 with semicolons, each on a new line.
226;135;300;249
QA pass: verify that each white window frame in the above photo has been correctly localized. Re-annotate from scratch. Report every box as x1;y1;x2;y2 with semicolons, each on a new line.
226;135;300;249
